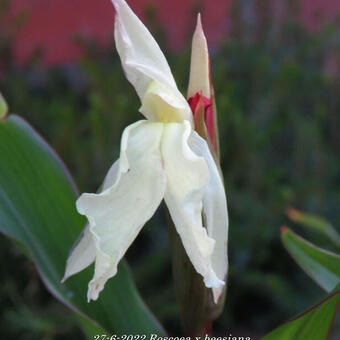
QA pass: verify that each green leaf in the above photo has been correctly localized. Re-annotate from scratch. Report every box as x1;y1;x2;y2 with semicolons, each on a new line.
77;314;105;340
0;115;165;335
287;208;340;248
281;227;340;293
260;290;340;340
0;92;8;119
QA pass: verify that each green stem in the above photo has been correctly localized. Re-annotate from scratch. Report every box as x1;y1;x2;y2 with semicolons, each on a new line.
166;208;225;336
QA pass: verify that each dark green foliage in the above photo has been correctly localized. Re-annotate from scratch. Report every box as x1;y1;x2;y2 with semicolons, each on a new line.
260;290;340;340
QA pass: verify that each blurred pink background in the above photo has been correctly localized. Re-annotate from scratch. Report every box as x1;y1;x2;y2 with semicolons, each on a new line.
4;0;340;65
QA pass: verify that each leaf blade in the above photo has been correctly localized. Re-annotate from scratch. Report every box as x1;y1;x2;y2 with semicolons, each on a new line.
0;115;164;335
287;208;340;248
281;227;340;293
261;290;340;340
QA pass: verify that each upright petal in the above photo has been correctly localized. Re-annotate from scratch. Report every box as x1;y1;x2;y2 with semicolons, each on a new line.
187;14;211;99
162;120;224;290
112;0;175;97
189;132;229;303
112;0;192;123
77;121;166;301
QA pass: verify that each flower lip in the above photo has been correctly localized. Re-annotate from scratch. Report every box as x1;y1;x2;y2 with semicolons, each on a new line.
141;80;193;124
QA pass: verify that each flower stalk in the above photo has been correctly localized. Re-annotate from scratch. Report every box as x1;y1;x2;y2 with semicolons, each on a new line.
167;211;226;336
167;15;228;335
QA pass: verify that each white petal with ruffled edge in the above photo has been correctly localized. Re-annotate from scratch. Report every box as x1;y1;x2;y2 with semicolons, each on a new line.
112;0;192;123
76;121;166;301
62;159;121;282
162;120;224;289
189;132;229;303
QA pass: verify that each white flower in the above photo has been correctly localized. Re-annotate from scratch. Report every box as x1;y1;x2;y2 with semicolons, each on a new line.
62;0;228;304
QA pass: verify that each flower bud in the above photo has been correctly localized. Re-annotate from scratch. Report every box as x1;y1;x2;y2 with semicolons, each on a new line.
0;92;8;119
187;15;219;158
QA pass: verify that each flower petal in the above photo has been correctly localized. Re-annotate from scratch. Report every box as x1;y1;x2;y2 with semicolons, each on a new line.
189;132;229;303
77;121;166;301
112;0;175;97
140;80;193;124
62;160;121;282
62;225;96;282
162;120;224;289
101;159;120;190
112;0;192;123
62;161;121;282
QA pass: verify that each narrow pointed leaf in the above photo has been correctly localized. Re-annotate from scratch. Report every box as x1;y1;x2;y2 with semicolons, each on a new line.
261;290;340;340
0;114;164;335
281;227;340;293
287;208;340;248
